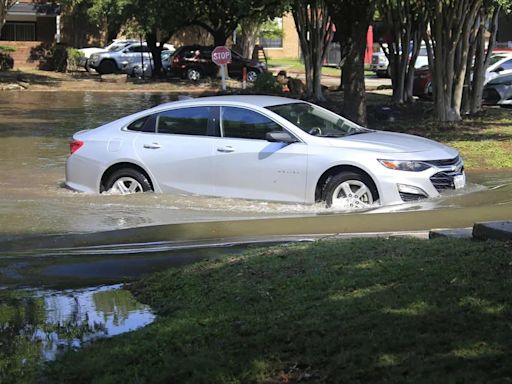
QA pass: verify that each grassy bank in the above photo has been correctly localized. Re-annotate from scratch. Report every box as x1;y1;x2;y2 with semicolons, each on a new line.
45;237;512;383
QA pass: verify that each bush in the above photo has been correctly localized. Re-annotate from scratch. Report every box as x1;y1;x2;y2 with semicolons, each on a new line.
0;45;16;53
0;46;15;71
66;48;84;71
29;43;68;72
251;71;282;94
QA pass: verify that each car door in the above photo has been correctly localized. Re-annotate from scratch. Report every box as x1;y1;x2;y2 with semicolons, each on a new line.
227;52;244;77
124;44;152;66
212;106;309;203
132;106;216;195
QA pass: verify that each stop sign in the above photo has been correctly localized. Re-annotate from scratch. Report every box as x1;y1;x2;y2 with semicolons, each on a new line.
212;46;231;65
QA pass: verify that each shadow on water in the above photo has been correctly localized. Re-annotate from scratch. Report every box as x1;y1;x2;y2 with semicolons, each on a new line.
0;284;154;383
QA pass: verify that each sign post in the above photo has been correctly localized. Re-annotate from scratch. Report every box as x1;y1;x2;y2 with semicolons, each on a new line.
212;46;231;91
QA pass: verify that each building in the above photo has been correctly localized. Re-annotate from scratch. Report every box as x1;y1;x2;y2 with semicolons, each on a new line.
0;0;60;68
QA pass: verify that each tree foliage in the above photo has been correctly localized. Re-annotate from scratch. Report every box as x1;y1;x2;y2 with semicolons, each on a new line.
189;0;288;47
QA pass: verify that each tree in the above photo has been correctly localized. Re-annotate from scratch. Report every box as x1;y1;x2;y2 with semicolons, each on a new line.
423;0;483;122
462;0;508;114
124;0;189;77
0;0;15;35
87;0;129;46
189;0;287;47
328;0;377;125
239;18;261;58
378;0;427;104
292;0;334;101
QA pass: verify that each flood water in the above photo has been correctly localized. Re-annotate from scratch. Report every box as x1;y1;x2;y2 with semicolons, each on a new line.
0;284;154;382
1;91;511;243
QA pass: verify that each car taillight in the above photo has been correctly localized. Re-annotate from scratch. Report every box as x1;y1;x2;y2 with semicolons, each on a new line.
172;56;181;63
70;140;84;154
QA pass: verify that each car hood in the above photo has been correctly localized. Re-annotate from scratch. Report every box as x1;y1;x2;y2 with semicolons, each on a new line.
328;131;457;156
79;47;107;58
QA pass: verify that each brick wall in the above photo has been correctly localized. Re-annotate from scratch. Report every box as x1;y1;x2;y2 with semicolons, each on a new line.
264;13;301;60
0;41;42;68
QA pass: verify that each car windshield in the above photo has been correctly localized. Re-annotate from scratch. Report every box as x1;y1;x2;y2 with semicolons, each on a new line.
266;102;370;137
490;55;508;66
109;43;129;52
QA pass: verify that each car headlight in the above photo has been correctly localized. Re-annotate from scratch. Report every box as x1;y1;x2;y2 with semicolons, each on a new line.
378;159;431;172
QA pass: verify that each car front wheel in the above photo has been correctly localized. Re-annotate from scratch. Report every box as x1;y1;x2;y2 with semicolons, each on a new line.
98;60;117;75
105;168;152;195
323;172;378;209
246;69;259;82
186;68;202;81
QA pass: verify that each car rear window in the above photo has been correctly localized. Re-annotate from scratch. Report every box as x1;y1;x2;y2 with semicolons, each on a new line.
157;107;211;136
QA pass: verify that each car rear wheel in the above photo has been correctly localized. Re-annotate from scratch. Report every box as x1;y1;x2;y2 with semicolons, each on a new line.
98;60;117;75
105;168;152;195
246;69;259;82
323;172;378;209
186;68;202;81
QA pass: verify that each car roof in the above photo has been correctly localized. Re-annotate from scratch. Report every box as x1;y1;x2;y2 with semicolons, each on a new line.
156;95;304;109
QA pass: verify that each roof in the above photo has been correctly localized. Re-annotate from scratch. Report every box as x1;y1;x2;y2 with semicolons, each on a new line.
7;3;60;16
158;95;304;109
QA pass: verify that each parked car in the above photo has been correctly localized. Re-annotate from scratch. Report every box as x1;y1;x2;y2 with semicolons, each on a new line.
78;39;139;70
170;45;266;81
482;72;512;107
66;95;465;209
484;52;512;83
88;42;174;75
122;49;174;77
413;66;433;99
371;45;429;78
413;51;512;99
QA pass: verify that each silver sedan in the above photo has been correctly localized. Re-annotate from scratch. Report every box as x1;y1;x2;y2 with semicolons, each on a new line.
65;95;465;209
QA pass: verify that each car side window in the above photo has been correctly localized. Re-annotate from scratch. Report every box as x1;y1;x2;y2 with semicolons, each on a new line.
501;59;512;70
126;116;155;132
221;107;284;140
157;107;211;136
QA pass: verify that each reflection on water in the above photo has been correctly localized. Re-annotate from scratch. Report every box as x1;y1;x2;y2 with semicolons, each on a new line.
0;91;511;240
0;284;154;383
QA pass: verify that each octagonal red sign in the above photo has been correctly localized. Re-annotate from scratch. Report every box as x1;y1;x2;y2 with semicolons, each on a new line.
212;46;231;65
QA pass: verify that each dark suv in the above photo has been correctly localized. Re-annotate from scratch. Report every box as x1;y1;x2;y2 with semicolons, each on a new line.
170;45;266;82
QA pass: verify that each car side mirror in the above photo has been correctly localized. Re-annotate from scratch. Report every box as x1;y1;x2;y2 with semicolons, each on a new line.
494;66;504;73
266;131;297;144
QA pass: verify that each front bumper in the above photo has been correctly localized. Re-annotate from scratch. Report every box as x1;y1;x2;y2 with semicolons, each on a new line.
375;156;465;205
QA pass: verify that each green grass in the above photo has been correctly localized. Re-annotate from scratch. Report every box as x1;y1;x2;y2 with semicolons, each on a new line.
45;237;512;383
267;57;343;77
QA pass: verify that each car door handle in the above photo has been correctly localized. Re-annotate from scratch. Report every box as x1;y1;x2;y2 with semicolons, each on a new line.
217;146;235;153
143;143;161;149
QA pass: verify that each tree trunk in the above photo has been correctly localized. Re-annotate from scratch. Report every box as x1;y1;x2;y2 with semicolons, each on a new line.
343;30;368;125
240;19;260;59
292;0;333;102
470;6;500;114
425;0;482;122
146;31;164;78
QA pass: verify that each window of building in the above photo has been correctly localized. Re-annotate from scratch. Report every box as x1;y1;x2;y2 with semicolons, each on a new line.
259;18;283;49
0;22;36;41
